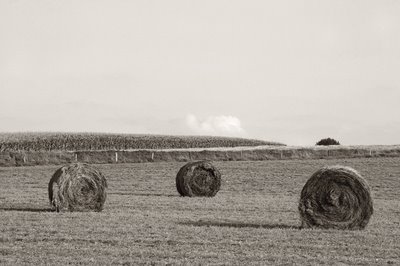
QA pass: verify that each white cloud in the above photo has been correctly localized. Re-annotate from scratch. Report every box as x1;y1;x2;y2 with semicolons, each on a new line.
185;114;245;136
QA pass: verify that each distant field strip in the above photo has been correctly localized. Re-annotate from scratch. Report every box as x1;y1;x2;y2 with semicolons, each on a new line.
1;145;400;167
0;132;281;151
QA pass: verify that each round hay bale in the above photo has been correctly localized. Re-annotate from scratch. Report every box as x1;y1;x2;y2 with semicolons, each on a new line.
48;163;108;212
298;166;373;230
176;161;221;197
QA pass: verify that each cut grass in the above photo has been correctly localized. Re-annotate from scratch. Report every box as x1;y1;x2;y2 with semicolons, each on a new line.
0;158;399;265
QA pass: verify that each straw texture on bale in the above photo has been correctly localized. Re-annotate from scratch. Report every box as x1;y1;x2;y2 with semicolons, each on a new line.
299;166;373;230
48;163;108;212
176;161;221;197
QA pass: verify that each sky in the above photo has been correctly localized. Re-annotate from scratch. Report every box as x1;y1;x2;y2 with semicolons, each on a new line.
1;0;399;145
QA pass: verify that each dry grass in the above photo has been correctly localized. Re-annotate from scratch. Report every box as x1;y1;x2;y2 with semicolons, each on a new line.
176;161;221;197
299;166;373;229
48;163;108;212
0;158;399;265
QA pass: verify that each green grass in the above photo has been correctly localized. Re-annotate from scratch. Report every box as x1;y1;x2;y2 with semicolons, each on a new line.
0;132;282;152
0;158;399;265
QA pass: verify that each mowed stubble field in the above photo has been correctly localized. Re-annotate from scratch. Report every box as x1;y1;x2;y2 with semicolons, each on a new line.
0;158;399;265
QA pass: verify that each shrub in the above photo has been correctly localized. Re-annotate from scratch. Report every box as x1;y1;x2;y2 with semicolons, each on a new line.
316;138;340;146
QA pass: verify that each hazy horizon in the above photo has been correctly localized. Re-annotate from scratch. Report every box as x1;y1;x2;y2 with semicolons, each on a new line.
1;1;399;146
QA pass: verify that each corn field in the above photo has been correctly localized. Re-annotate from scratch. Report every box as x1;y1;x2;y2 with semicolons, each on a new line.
0;132;281;152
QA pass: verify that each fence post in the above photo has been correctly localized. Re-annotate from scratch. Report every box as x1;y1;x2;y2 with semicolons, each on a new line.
151;152;154;160
115;152;118;162
75;153;78;162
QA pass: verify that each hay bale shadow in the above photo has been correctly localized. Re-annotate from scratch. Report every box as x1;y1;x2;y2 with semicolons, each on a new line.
109;192;177;197
0;206;53;212
178;220;300;230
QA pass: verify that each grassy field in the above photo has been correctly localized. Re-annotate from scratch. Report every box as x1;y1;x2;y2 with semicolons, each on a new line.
0;157;399;265
0;132;281;152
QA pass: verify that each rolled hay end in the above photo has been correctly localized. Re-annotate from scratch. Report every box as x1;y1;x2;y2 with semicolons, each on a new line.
48;163;108;212
298;165;373;230
176;161;221;197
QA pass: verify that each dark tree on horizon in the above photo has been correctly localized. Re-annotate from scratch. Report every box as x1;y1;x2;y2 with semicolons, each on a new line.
316;138;340;146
